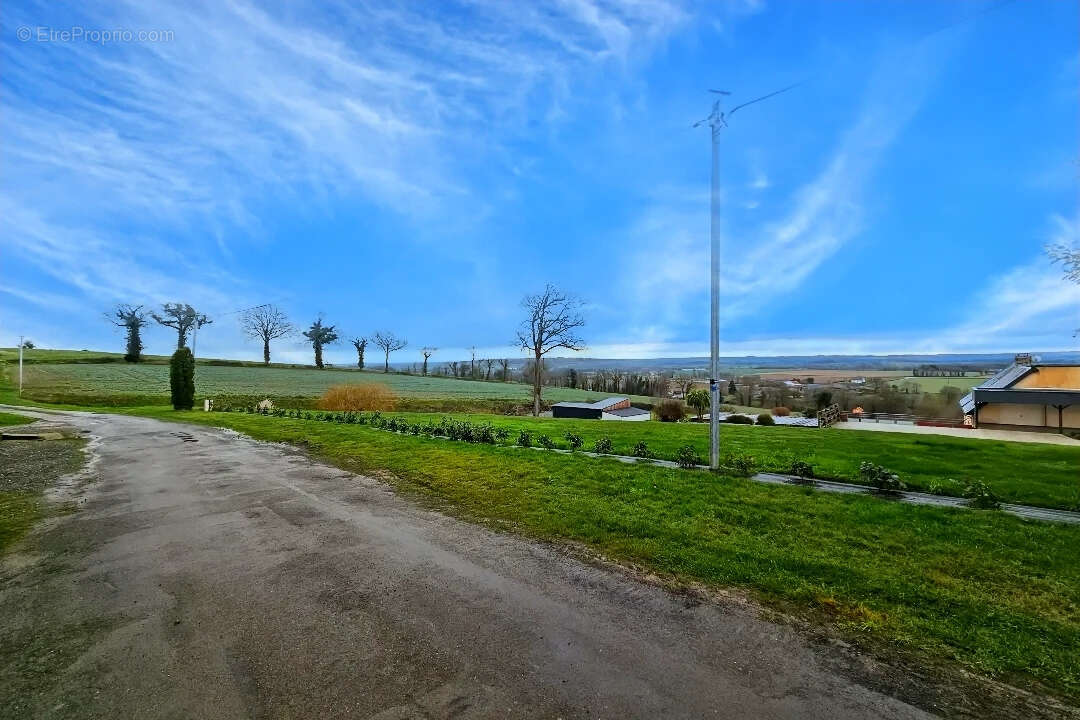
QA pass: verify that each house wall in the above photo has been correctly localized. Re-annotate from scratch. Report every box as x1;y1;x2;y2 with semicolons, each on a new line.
602;398;631;411
1014;366;1080;390
552;406;601;420
978;403;1080;430
601;411;650;422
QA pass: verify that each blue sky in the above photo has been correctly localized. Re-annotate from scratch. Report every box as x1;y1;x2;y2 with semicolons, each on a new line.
2;0;1078;365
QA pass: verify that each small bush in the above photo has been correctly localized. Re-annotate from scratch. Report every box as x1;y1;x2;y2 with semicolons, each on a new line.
493;427;511;443
789;459;814;481
772;406;791;417
859;462;906;494
564;432;583;451
593;436;613;454
631;440;652;459
963;479;1001;510
723;414;753;424
656;399;686;422
169;347;195;410
537;434;556;449
722;453;756;477
675;445;700;469
317;383;397;411
517;429;532;448
756;413;775;426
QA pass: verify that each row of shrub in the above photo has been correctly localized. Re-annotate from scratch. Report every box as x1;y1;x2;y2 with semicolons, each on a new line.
218;405;1000;509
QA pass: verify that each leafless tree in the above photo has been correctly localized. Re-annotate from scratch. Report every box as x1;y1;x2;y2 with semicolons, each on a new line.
107;304;148;362
516;284;586;416
1048;242;1080;335
421;347;437;375
483;358;495;380
239;305;294;364
152;302;211;349
351;337;368;369
373;331;407;373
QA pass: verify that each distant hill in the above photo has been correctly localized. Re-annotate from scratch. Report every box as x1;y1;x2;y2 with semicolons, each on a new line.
509;352;1080;374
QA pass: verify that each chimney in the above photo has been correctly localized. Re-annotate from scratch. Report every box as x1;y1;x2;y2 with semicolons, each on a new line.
1014;353;1033;366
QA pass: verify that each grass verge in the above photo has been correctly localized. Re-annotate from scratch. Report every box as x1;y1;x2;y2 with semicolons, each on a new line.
126;407;1080;702
0;411;33;427
270;409;1080;511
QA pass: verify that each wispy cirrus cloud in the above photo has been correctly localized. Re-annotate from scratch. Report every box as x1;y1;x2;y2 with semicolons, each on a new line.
615;42;946;341
1;0;692;323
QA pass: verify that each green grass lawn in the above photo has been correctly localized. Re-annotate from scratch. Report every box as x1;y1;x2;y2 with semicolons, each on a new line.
123;407;1080;702
353;411;1080;511
889;376;989;393
0;412;33;427
11;362;654;410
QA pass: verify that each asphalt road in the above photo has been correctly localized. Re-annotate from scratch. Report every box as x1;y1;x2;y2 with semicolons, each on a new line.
3;410;934;719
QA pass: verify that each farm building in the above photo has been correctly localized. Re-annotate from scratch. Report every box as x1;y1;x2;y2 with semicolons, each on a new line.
551;396;651;421
959;356;1080;434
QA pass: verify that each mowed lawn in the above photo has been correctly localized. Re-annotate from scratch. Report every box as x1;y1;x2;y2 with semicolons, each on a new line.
14;362;653;407
127;408;1080;702
379;411;1080;511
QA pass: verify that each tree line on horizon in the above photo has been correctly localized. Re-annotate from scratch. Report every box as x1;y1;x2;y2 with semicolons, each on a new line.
105;283;586;416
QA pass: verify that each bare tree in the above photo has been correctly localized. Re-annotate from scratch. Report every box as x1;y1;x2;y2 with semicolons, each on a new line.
152;302;211;349
1048;242;1080;335
239;305;294;364
1048;243;1080;283
468;346;477;378
302;317;339;369
107;304;148;362
373;331;408;373
351;337;368;369
483;358;495;380
499;358;510;382
421;347;437;375
516;284;586;416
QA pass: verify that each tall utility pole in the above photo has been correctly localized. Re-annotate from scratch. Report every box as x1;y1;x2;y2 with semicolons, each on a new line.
696;83;800;470
18;335;24;396
707;98;724;470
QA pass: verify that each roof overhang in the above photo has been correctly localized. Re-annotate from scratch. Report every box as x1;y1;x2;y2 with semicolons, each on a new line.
970;387;1080;407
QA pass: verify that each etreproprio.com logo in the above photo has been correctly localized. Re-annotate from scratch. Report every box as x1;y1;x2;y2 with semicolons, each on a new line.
17;26;174;44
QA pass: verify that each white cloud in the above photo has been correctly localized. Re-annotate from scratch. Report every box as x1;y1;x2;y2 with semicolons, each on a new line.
1;0;692;326
615;42;945;340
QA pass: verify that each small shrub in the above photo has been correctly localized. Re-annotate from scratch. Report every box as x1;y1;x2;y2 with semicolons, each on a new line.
317;383;397;411
675;445;700;469
493;427;511;443
722;453;756;477
772;406;791;417
517;429;532;448
963;479;1001;510
631;440;652;458
756;413;775;426
537;434;556;449
564;432;583;451
723;414;753;424
859;462;906;494
593;436;613;454
789;459;814;481
656;399;686;422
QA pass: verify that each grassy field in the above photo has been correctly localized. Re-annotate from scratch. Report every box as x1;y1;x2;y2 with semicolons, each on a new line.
10;361;654;410
0;412;33;427
117;407;1080;703
889;376;989;393
345;411;1078;510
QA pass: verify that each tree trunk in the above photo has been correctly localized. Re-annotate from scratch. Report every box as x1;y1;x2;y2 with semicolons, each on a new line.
263;339;270;365
533;351;541;416
422;358;428;375
384;352;390;373
314;343;323;369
